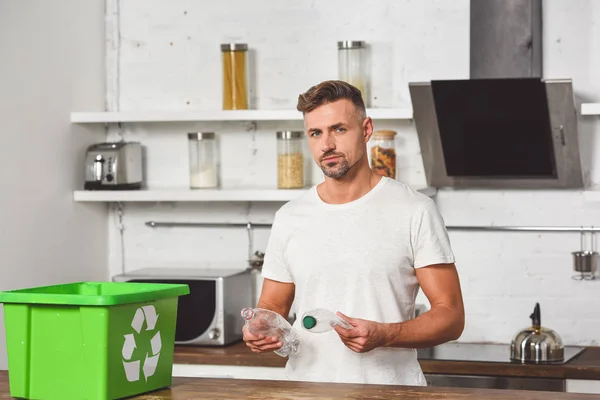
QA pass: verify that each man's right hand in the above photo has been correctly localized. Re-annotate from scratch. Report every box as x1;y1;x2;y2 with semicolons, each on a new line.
242;324;283;353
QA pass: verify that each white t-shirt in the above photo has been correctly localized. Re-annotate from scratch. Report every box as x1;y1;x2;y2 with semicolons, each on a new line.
260;176;455;386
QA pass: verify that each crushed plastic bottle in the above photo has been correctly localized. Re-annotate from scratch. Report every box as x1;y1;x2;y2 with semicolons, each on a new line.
301;308;353;333
241;307;300;357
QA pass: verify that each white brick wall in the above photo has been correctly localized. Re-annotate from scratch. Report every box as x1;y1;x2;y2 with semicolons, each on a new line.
107;0;600;345
434;189;600;345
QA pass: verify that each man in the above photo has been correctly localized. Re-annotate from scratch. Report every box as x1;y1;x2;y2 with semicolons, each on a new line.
243;80;464;386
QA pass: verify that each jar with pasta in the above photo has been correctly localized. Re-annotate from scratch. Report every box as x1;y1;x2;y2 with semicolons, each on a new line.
221;43;248;110
277;131;304;189
370;130;397;179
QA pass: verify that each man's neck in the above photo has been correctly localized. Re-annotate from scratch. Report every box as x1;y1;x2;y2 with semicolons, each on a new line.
318;164;383;205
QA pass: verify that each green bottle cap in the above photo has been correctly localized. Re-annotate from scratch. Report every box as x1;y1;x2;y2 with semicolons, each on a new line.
303;315;317;329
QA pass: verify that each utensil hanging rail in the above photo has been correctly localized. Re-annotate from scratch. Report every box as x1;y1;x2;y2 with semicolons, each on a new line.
144;221;599;233
145;221;272;228
445;226;599;232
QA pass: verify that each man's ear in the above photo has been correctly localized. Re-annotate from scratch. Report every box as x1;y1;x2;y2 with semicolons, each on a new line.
363;117;374;143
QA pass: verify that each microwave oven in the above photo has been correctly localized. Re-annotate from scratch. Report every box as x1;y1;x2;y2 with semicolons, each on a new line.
112;267;253;346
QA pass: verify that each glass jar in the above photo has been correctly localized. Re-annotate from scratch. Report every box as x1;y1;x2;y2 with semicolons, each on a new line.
277;131;304;189
370;130;397;179
221;43;248;110
188;132;218;189
338;41;367;100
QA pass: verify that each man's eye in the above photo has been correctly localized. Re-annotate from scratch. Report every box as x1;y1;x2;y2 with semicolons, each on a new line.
311;132;321;137
336;127;345;132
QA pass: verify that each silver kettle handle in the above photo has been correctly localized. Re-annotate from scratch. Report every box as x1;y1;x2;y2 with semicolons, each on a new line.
93;155;104;182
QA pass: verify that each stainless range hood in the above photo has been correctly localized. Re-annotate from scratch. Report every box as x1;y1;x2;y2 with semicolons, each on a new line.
408;0;585;189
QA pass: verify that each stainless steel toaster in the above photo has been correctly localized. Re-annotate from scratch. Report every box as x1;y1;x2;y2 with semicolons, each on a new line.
84;142;142;190
112;267;254;346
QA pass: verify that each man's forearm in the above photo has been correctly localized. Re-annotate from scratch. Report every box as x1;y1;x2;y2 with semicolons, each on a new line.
379;306;464;349
256;298;291;320
254;279;295;320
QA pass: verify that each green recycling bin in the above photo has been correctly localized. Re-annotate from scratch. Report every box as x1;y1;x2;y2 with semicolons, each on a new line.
0;281;189;400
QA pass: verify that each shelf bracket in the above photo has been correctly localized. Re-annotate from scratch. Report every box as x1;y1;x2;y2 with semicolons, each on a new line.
244;121;258;132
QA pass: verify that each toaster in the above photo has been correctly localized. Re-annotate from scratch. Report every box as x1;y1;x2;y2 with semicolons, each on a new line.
112;267;253;346
84;142;143;190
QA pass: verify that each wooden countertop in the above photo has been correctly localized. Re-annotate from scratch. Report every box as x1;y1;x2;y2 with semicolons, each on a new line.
0;371;598;399
173;341;600;380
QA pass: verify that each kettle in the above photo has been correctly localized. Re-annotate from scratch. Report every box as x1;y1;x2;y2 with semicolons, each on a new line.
510;303;564;363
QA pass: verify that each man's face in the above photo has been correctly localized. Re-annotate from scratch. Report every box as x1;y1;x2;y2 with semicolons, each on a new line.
303;99;372;179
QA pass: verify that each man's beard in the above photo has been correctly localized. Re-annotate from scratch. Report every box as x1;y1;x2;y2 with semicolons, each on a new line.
319;152;351;179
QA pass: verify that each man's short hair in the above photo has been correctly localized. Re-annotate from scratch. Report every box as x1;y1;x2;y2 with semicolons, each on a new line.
296;80;366;122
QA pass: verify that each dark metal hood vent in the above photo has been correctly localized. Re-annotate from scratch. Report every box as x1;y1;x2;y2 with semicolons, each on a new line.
408;0;585;189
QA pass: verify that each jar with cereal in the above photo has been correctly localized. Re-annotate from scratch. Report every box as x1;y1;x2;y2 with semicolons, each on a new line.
370;130;397;179
277;131;304;189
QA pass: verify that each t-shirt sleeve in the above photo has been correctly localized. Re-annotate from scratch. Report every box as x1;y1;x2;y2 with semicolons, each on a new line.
411;198;455;269
260;211;294;283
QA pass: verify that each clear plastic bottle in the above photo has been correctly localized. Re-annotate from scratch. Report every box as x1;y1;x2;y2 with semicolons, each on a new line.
301;308;353;333
241;307;300;357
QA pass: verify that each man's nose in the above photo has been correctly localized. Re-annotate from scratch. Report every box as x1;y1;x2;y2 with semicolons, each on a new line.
321;133;335;153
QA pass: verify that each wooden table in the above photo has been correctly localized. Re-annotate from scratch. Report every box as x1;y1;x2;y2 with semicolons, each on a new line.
0;371;598;399
173;342;600;380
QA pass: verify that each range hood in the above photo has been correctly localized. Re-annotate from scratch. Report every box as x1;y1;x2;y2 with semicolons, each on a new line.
408;0;585;189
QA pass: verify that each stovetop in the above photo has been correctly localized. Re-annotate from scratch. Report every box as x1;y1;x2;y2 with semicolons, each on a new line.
417;343;585;365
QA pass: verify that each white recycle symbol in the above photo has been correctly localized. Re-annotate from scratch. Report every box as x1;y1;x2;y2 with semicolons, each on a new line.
122;305;162;382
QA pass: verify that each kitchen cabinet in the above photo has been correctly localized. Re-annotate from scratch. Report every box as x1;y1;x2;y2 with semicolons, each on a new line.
172;364;286;381
171;364;600;394
581;103;600;115
172;364;600;394
172;343;600;394
566;379;600;394
424;373;566;392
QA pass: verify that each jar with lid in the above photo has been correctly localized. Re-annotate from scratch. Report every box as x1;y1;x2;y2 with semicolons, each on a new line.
370;130;397;179
277;131;304;189
188;132;218;189
221;43;248;110
338;41;368;102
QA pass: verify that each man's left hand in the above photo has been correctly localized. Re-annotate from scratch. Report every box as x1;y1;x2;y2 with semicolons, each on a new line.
333;312;386;353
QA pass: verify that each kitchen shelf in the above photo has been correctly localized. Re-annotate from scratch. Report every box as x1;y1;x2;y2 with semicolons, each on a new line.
70;108;413;123
73;186;437;202
581;103;600;116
